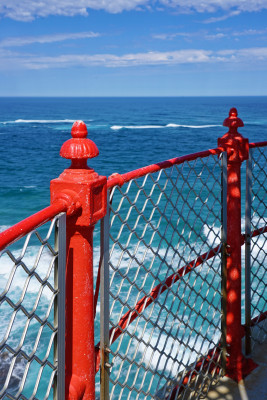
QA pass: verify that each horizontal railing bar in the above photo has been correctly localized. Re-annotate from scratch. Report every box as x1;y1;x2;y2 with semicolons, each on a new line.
0;200;67;252
107;148;223;189
249;141;267;148
240;225;267;245
249;310;267;327
240;311;267;338
107;141;267;190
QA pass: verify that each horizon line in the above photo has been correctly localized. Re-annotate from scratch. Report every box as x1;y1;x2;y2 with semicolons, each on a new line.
1;95;267;98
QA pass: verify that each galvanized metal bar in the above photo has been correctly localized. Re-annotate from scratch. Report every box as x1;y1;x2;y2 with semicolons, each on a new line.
0;215;64;399
245;149;252;355
100;192;111;400
54;213;66;399
221;151;227;373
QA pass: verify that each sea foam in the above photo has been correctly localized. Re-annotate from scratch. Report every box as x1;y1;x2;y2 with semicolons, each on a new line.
111;124;220;130
2;119;76;124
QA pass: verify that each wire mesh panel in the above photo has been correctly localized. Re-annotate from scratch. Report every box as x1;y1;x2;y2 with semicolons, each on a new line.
0;213;66;400
102;153;226;400
246;146;267;348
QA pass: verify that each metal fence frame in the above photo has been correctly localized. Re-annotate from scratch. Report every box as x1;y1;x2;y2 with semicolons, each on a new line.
0;211;66;399
98;150;228;400
96;142;267;399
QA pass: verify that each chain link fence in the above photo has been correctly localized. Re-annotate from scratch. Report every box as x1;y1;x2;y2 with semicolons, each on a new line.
99;151;226;400
245;145;267;352
0;214;66;400
1;144;266;399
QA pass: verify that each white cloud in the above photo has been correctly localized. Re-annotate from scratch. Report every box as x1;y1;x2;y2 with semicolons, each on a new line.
17;49;213;69
1;47;267;70
232;28;267;37
160;0;267;13
152;32;195;40
203;10;241;23
0;0;149;21
205;33;227;39
1;0;267;21
153;27;267;42
0;32;100;47
218;47;267;60
152;31;227;41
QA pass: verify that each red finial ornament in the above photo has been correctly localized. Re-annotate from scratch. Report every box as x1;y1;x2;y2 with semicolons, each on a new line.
60;120;99;168
223;107;244;133
218;107;249;163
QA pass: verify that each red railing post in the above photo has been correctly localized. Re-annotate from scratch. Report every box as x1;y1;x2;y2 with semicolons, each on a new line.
51;121;107;399
218;108;257;381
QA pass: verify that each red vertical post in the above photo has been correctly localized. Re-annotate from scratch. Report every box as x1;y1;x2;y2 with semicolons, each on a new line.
51;121;107;399
218;108;256;381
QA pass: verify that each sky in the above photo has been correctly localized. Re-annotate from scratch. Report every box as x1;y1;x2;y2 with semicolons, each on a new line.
1;0;267;96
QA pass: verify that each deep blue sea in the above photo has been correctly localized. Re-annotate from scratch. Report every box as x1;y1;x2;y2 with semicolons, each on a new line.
0;97;266;399
0;96;266;227
0;97;267;226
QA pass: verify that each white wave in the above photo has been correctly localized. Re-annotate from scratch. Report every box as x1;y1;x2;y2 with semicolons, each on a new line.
166;123;220;129
2;119;76;124
111;125;163;130
203;225;221;247
111;124;220;130
251;214;267;230
133;328;221;376
0;245;55;298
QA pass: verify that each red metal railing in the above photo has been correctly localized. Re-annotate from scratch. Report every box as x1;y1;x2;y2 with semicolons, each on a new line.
0;201;67;252
107;148;223;189
0;112;266;400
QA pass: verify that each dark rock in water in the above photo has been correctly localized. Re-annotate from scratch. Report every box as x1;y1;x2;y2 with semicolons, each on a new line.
0;352;27;395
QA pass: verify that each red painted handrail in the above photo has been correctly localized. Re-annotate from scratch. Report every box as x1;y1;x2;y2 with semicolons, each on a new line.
107;148;223;189
240;226;267;245
107;141;266;190
0;200;67;252
249;141;267;148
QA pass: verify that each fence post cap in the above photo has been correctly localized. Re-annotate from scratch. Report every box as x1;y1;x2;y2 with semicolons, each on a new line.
223;108;244;130
51;120;107;224
218;108;249;163
60;120;99;162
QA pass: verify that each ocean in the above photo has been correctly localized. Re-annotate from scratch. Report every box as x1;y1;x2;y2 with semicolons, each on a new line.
0;97;266;226
0;96;266;398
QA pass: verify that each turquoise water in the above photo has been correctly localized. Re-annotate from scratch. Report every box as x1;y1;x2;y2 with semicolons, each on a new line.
0;97;266;398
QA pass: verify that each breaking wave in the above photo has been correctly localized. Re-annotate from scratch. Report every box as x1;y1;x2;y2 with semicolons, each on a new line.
111;124;220;130
2;119;77;124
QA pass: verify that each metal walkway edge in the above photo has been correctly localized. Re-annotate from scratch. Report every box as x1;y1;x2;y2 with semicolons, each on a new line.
203;341;267;400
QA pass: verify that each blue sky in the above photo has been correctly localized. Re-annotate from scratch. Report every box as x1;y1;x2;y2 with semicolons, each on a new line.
1;0;267;96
